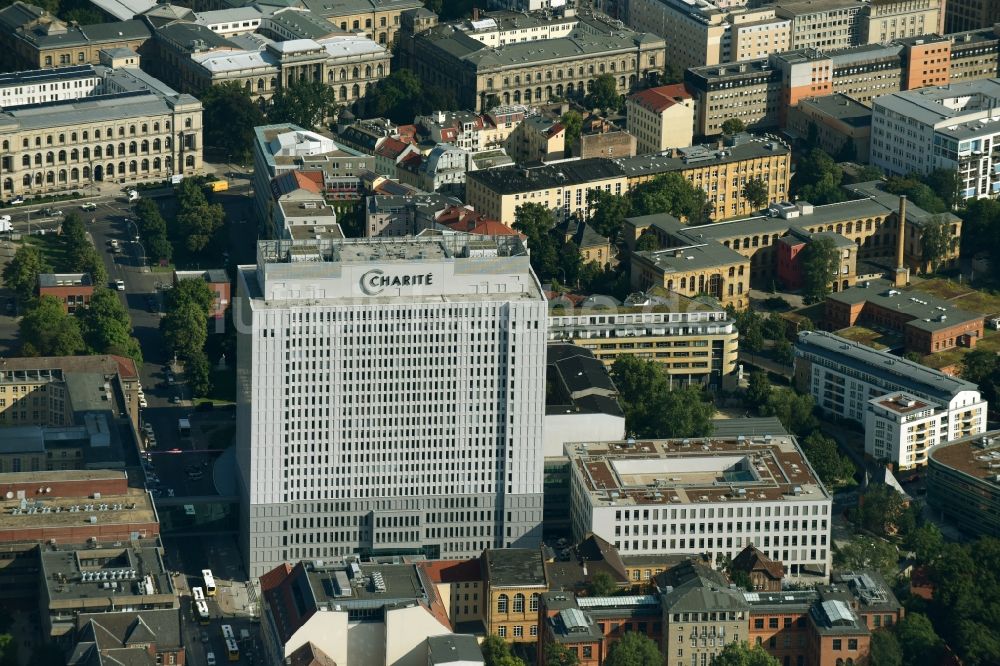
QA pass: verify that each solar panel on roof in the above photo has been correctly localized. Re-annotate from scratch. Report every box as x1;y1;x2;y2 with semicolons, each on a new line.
559;608;588;631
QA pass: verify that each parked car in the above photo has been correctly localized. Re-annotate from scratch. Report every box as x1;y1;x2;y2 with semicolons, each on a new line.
170;395;181;404
138;396;148;408
41;208;62;217
8;195;24;205
128;189;140;202
81;202;97;211
107;239;119;250
115;279;126;291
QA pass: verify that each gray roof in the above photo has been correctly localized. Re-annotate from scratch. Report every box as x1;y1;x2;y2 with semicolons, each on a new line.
845;181;961;227
634;241;748;273
798;93;872;128
485;548;546;587
709;417;788;438
795;330;979;402
872;79;1000;127
827;279;983;333
614;136;789;178
427;635;483;665
661;573;749;613
76;609;183;650
468;158;624;194
546;343;623;418
300;0;423;18
0;425;45;453
38;272;93;287
0;64;96;88
0;2;152;48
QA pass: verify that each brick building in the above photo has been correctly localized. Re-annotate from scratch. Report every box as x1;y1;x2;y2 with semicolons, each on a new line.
37;273;94;313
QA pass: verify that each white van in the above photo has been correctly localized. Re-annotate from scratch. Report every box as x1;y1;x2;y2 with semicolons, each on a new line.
128;189;140;202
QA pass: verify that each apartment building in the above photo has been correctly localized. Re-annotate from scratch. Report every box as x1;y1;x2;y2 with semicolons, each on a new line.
928;431;1000;539
235;236;546;576
871;79;1000;199
567;436;833;577
37;273;93;314
861;0;944;44
626;84;696;155
0;67;201;198
0;2;150;72
399;9;665;112
787;93;873;162
620;135;791;220
794;330;987;464
547;289;739;386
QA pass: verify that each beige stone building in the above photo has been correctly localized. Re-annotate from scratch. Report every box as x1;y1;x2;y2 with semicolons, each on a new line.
787;93;872;162
148;7;391;111
0;67;202;198
400;9;665;112
731;9;792;63
630;241;751;310
946;0;1000;33
862;0;945;44
625;84;695;155
0;2;151;72
465;158;627;226
506;115;566;164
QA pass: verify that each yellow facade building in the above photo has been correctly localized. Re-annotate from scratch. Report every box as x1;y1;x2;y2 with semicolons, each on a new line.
483;548;548;642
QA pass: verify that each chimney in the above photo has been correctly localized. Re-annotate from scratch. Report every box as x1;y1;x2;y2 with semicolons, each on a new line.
472;7;480;20
893;195;910;287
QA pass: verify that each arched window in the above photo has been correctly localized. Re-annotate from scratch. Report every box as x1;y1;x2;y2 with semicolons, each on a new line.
141;140;149;153
58;150;66;162
141;124;148;133
58;133;65;143
21;138;28;148
153;157;161;170
185;155;195;168
71;168;79;180
23;174;31;186
82;166;90;179
129;160;138;173
352;84;360;98
129;125;136;135
22;155;29;167
339;86;347;100
141;159;149;171
377;64;384;77
129;142;137;155
497;594;508;613
153;139;161;151
258;78;265;91
185;118;192;129
34;153;42;166
153;123;159;133
353;67;360;78
46;152;54;165
513;594;524;613
365;65;371;78
118;143;126;156
58;169;67;183
94;146;102;158
95;129;101;140
70;149;78;161
117;126;124;137
46;171;55;184
529;593;540;612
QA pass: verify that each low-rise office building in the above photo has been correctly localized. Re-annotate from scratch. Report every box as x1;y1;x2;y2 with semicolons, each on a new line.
786;93;872;162
37;273;94;313
399;9;665;112
0;64;102;108
567;435;833;577
547;289;739;385
825;279;984;355
483;548;548;641
927;430;1000;539
0;66;202;199
946;0;1000;33
795;330;987;465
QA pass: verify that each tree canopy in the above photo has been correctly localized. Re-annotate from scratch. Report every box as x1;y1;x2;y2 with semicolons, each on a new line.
799;237;841;304
919;215;953;273
721;118;746;136
884;174;948;214
791;148;846;205
19;295;86;357
561;111;583;152
588;570;618;596
543;643;579;666
585;74;622;112
833;536;898;581
741;177;769;211
2;243;50;303
481;636;526;666
961;349;999;407
202;82;265;162
586;189;630;241
362;69;458;124
79;288;143;365
801;431;855;487
959;198;1000;267
611;355;714;439
630;172;708;223
604;632;663;666
713;642;779;666
268;79;337;129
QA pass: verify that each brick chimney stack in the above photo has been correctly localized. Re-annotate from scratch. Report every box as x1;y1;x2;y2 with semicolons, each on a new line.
893;195;910;287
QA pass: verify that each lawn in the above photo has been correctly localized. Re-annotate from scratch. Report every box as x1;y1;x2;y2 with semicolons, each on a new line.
919;330;1000;371
908;277;971;301
952;289;1000;316
23;234;70;272
833;326;890;350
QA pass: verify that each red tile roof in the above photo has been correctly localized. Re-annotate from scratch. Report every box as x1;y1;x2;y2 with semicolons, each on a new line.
374;137;412;160
628;85;693;113
420;558;482;584
731;545;785;581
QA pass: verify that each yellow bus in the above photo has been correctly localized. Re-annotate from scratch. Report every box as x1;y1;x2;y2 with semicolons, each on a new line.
202;569;217;596
192;586;205;602
194;600;210;625
225;638;239;661
221;624;235;641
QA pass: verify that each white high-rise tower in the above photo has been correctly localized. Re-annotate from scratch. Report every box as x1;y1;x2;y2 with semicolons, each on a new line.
235;235;546;577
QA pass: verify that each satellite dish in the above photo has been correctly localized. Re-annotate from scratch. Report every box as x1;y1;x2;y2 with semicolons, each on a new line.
4;492;12;499
45;487;51;493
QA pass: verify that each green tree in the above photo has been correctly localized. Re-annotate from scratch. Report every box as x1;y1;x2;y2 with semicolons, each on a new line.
743;319;764;353
3;243;50;303
845;164;885;184
561;111;583;152
745;371;771;410
763;312;787;341
920;215;952;273
634;229;660;251
801;430;855;487
177;202;226;254
896;613;944;666
721;118;746;136
587;189;630;241
160;301;208;361
185;349;212;398
800;237;840;304
761;388;817;436
959;198;1000;261
588;570;618;596
630;172;708;223
604;632;663;666
925;168;961;210
792;148;845;205
27;641;66;666
960;349;999;405
585;73;621;112
884;176;946;214
19;296;86;357
741;177;769;211
512;203;558;280
544;643;580;666
855;484;909;537
481;635;526;666
611;356;714;439
834;536;898;580
201;81;265;162
772;338;794;366
79;288;143;365
869;629;903;666
906;523;943;565
662;62;684;85
268;78;337;129
0;633;19;666
712;641;779;666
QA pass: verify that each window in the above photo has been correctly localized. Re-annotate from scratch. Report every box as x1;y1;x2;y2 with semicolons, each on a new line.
497;626;506;638
513;625;523;638
529;593;539;612
848;639;858;650
833;639;842;650
497;594;508;613
513;594;524;613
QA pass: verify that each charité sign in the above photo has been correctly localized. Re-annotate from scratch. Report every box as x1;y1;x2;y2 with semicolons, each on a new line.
360;268;435;295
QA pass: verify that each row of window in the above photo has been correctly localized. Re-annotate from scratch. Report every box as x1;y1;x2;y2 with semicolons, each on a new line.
3;119;184;150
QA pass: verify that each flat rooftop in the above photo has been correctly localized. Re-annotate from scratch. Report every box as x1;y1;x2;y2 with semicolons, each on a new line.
634;242;748;273
929;430;1000;486
303;561;429;610
828;279;983;333
568;434;829;506
799;93;872;128
485;548;546;587
616;137;788;177
255;235;528;265
872;392;934;415
0;486;156;533
41;544;173;603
